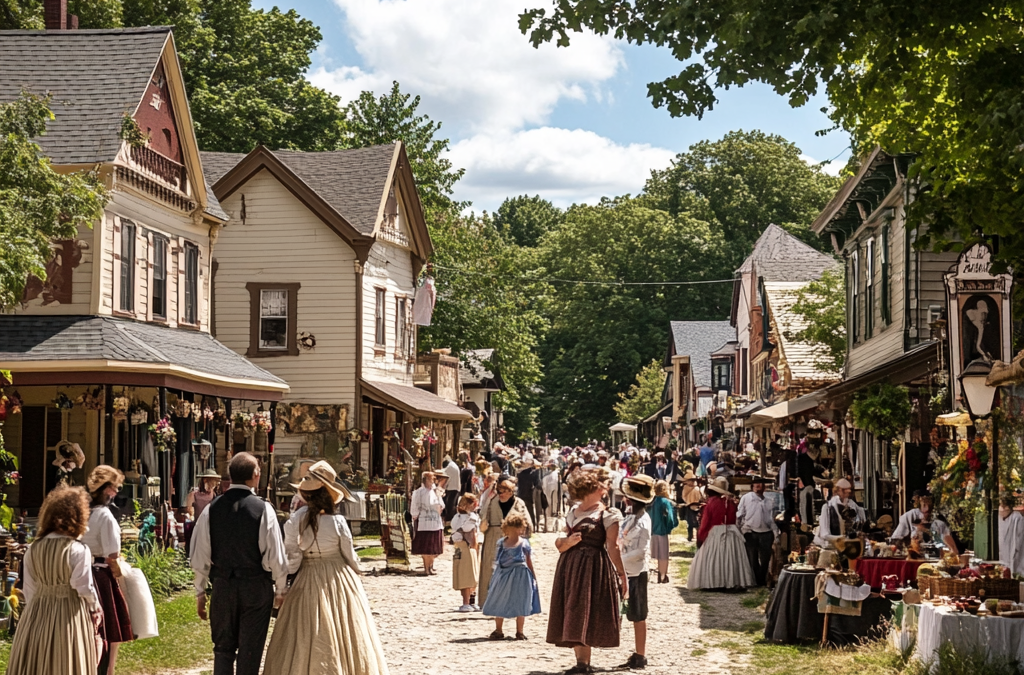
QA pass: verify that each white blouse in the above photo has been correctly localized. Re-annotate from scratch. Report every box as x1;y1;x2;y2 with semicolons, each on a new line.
283;508;361;575
23;534;100;612
411;486;444;532
81;506;120;558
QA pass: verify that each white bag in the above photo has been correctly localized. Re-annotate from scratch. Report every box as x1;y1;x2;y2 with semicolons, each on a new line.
120;567;159;639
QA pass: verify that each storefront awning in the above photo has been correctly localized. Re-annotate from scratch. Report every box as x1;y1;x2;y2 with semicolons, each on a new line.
360;379;473;421
823;340;941;404
734;400;764;420
748;390;826;424
642;402;673;424
0;315;288;400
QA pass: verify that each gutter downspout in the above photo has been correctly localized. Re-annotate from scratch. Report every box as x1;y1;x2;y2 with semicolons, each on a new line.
354;259;364;470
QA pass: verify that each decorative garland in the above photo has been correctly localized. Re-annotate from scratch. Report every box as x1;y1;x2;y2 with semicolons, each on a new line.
149;416;177;452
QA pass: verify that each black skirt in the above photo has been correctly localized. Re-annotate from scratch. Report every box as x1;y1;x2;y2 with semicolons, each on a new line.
93;560;133;644
411;528;444;555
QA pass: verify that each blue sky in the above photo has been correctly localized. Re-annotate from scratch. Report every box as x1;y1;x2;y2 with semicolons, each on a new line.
255;0;851;212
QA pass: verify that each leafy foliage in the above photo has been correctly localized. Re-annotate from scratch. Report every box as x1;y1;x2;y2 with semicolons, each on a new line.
613;358;666;424
0;92;108;310
785;268;847;374
124;543;194;597
493;195;563;248
850;383;912;441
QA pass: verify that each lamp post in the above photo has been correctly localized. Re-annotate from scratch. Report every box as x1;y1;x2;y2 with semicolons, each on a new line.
959;358;1000;560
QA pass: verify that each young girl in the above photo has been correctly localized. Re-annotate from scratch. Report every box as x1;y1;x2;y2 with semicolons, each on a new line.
451;493;481;612
481;513;541;640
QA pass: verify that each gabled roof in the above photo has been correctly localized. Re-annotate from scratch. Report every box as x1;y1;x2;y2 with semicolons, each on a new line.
668;321;735;388
460;349;505;390
202;144;433;263
736;223;838;282
763;281;840;383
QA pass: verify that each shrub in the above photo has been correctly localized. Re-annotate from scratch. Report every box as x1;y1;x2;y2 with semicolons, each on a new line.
124;545;194;598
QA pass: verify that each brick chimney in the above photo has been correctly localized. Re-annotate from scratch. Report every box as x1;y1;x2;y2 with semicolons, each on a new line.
43;0;77;30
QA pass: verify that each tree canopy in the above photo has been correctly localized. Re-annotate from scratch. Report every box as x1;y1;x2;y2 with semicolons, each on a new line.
0;93;108;310
613;358;666;425
520;1;1024;275
493;195;563;248
785;268;847;375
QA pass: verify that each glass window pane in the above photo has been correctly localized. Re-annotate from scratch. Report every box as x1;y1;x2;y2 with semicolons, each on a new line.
260;317;288;349
261;289;288;318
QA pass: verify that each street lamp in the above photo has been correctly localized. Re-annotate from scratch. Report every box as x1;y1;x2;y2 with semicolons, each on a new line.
959;358;1000;561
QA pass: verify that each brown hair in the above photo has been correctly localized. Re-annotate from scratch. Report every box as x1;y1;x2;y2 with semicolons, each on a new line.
654;480;671;498
229;452;259;483
567;468;607;501
300;487;336;541
501;512;528;537
497;479;515;496
457;493;478;514
37;486;90;539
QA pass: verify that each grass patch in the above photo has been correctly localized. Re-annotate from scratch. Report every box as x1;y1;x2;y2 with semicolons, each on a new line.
742;587;770;610
746;639;912;675
116;592;213;674
741;620;765;633
691;648;708;657
357;546;385;559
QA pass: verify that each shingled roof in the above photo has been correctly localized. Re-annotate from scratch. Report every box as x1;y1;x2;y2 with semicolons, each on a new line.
736;223;838;282
763;282;841;384
460;349;505;390
0;28;170;165
668;321;736;389
0;315;286;389
201;145;397;235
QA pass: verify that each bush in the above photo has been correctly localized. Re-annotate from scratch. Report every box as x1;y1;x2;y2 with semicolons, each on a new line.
124;545;194;598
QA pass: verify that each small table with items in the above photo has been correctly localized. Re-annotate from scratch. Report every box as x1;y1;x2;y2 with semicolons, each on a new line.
916;603;1024;667
856;558;925;590
764;567;893;646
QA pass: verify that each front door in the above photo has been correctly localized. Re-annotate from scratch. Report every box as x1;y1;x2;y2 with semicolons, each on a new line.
18;406;47;510
371;407;385;479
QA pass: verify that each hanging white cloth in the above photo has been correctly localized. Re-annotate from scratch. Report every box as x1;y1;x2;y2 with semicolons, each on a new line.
413;277;436;326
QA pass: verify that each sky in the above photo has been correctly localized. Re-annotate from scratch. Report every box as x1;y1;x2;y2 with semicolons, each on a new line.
254;0;852;213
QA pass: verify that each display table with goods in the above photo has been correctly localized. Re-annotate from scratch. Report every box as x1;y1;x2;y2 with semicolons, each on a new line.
764;566;892;646
857;558;926;590
916;601;1024;666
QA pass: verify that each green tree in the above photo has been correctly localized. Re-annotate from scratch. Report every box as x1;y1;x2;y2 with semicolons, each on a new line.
0;92;109;309
613;358;666;424
343;82;465;219
493;195;563;248
642;130;840;270
520;1;1024;276
784;268;846;374
537;197;727;442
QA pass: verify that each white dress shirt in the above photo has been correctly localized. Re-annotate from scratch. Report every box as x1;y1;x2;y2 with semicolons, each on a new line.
736;491;779;536
189;485;289;597
82;506;121;558
443;462;462;492
890;508;952;543
813;495;866;546
411;486;444;531
618;510;652;578
23;534;100;612
1000;510;1024;576
283;508;361;575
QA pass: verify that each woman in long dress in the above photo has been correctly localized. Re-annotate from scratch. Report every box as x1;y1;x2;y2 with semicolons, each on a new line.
687;477;755;590
410;472;445;575
8;486;101;675
547;468;627;674
263;460;389;675
479;479;533;606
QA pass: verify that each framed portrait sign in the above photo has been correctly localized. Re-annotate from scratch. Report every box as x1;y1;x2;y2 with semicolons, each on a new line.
944;243;1013;401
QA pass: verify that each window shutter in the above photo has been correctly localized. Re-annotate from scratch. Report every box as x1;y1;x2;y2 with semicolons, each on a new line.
177;236;186;325
881;225;891;325
111;217;122;313
136;229;148;320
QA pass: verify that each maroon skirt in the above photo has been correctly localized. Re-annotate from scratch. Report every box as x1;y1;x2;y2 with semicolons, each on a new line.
411;528;444;555
93;561;134;644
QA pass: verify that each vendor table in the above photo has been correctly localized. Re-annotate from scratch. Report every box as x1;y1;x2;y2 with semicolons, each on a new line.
916;603;1024;667
856;558;925;590
764;567;892;646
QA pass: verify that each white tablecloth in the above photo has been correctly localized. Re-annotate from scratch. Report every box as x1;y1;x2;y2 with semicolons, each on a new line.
916;604;1024;668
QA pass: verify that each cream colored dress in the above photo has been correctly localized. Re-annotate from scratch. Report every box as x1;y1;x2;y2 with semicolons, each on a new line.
8;534;100;675
263;509;389;675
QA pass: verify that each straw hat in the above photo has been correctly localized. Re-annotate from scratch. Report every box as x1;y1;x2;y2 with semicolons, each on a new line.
621;474;655;504
706;476;733;497
87;465;124;492
681;469;697;483
291;460;355;504
198;468;221;483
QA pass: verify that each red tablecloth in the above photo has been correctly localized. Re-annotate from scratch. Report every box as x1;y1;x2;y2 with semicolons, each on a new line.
856;558;925;590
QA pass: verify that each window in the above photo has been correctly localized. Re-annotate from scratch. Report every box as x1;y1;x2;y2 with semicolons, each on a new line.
119;220;135;312
740;348;748;396
245;283;300;357
152;236;167;319
880;225;891;325
712;360;732;393
183;242;198;324
851;249;860;344
374;288;386;348
865;238;874;338
396;297;408;356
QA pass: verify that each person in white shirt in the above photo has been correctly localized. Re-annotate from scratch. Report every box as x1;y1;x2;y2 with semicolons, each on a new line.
410;472;445;575
736;477;779;587
190;452;289;675
542;459;563;528
451;494;481;612
441;458;463;522
890;490;958;554
999;495;1024;576
617;474;654;671
813;478;866;548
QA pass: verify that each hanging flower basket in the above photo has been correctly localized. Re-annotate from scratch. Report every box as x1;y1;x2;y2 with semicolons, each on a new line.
112;395;131;421
253;410;273;433
149;417;177;452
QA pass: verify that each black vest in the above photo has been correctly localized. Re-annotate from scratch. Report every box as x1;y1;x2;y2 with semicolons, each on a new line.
828;502;860;537
208;488;269;580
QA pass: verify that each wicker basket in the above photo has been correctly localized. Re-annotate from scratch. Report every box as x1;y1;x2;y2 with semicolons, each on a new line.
924;576;1020;600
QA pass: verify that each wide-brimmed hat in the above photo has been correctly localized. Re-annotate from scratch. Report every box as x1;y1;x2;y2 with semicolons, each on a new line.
622;474;655;504
518;457;536;469
707;477;733;497
87;465;124;492
681;469;697;483
198;468;221;481
751;476;770;485
291;460;354;504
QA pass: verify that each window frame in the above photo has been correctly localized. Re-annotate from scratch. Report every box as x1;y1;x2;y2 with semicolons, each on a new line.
880;225;891;325
151;234;168;320
865;238;874;339
851;249;860;345
245;282;300;357
395;295;408;357
374;287;387;349
182;241;199;325
119;220;136;313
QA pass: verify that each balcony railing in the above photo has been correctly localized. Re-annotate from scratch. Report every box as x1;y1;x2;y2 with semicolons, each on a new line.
128;144;189;194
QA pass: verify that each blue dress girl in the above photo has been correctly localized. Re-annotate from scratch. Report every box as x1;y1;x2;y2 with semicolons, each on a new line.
481;513;541;640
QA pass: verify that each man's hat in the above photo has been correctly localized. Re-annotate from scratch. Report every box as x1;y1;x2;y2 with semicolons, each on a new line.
622;474;656;504
751;476;770;485
707;477;733;498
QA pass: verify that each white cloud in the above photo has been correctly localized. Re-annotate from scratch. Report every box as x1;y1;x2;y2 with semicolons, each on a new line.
313;0;623;134
449;128;676;210
800;153;847;177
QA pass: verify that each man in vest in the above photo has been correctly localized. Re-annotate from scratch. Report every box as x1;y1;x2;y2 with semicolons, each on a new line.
190;452;288;675
813;477;866;548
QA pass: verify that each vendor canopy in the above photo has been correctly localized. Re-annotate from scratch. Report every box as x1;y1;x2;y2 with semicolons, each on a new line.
748;389;826;424
609;422;638;432
0;315;288;400
360;379;473;421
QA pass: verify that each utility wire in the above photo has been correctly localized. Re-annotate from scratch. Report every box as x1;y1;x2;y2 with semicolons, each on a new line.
430;263;736;287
